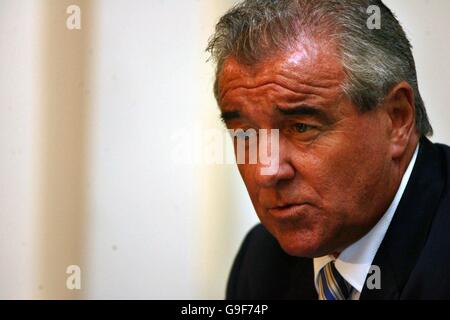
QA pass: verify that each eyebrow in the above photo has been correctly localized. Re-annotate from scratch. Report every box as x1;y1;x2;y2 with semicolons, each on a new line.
276;105;328;120
220;105;328;124
220;110;241;123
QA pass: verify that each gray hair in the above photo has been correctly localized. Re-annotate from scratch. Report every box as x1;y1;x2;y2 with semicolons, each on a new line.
207;0;433;136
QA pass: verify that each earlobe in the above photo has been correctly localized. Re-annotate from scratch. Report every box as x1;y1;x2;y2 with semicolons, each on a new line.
383;82;416;159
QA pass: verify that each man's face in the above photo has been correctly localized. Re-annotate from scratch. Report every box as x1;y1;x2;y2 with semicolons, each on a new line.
218;41;397;257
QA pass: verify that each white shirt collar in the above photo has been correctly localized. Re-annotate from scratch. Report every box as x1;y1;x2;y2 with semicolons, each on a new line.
313;144;419;294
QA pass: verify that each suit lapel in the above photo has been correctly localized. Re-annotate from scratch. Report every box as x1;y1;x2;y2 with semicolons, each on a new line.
283;257;317;299
360;137;446;299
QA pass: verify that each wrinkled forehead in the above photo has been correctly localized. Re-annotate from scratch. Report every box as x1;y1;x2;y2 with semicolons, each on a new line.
217;41;345;105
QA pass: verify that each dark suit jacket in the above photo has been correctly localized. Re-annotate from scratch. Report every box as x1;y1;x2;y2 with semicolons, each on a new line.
226;137;450;299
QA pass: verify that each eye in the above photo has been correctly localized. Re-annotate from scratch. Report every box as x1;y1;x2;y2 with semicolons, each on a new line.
293;123;313;133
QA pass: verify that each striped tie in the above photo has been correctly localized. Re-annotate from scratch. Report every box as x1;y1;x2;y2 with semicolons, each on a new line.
317;261;353;300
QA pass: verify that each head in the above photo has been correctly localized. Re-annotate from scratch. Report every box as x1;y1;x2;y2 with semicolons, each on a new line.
207;0;432;257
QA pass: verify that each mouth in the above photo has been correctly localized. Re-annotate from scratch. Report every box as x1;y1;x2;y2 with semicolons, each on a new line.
268;203;311;219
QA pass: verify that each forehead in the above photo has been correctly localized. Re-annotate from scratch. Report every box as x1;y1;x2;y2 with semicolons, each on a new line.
217;41;345;106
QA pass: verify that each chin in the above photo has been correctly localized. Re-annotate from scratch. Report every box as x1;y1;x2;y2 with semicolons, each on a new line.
273;229;328;258
260;212;336;258
278;239;323;258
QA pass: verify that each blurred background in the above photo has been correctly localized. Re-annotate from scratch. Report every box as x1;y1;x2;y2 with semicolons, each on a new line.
0;0;449;299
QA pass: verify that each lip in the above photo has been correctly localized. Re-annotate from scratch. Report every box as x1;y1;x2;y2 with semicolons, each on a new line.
268;203;310;219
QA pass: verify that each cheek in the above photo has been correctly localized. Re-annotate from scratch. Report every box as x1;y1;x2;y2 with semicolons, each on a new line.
294;124;389;210
237;164;260;202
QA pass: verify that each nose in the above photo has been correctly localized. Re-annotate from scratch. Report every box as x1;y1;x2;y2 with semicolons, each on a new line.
254;155;295;188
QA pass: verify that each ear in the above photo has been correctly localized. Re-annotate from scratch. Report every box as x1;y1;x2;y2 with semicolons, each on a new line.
382;81;416;159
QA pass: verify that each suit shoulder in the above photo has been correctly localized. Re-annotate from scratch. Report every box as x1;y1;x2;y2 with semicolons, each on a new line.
226;223;315;299
403;140;450;298
244;223;278;249
236;223;293;265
